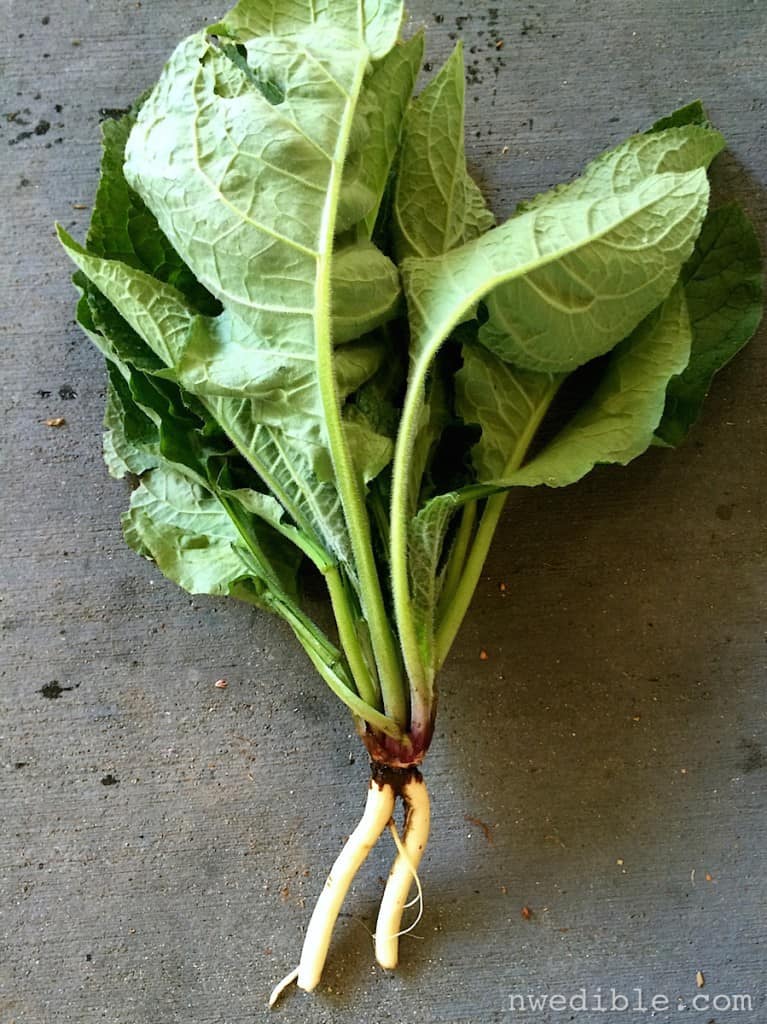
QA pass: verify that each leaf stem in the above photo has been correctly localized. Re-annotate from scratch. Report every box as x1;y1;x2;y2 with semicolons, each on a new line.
265;592;403;741
436;499;477;621
325;567;381;709
432;493;504;670
315;56;407;727
390;364;444;709
433;380;560;669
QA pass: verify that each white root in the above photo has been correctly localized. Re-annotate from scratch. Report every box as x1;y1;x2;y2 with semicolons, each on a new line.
268;967;298;1008
270;778;394;1005
295;778;395;993
374;774;430;969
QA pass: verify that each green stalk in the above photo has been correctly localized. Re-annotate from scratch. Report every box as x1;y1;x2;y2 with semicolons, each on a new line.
265;593;403;741
433;493;504;670
216;488;385;718
390;390;440;716
314;57;407;727
325;567;381;709
433;380;561;669
436;500;477;621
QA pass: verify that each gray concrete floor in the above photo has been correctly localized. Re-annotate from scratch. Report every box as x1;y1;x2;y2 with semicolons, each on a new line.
1;2;765;1022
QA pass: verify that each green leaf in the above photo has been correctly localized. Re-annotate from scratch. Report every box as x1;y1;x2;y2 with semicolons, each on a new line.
74;274;164;376
343;406;394;484
123;464;298;602
511;283;693;486
650;100;711;132
656;202;764;445
107;23;409;719
391;172;708;686
356;33;425;237
385;39;496;610
402;169;709;376
209;0;404;60
123;31;354;326
456;342;562;480
336;34;425;238
62;226;393;573
393;42;495;260
350;337;406;439
61;229;200;368
334;335;387;399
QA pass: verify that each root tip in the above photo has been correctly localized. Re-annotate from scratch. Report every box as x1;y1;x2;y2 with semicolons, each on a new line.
375;949;399;971
269;966;299;1008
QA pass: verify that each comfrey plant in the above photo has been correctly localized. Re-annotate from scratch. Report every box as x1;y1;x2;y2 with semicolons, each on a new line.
59;0;762;1003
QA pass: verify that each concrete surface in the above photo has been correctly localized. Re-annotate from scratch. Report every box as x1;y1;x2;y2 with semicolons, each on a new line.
1;2;765;1022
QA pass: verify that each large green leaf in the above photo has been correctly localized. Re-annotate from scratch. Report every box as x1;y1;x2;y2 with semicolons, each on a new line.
656;202;764;445
393;42;494;260
116;30;401;586
405;285;694;669
402;169;708;376
68;118;329;606
390;132;708;695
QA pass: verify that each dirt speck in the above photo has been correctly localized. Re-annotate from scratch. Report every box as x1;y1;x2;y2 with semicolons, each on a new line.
465;813;494;843
40;680;72;699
